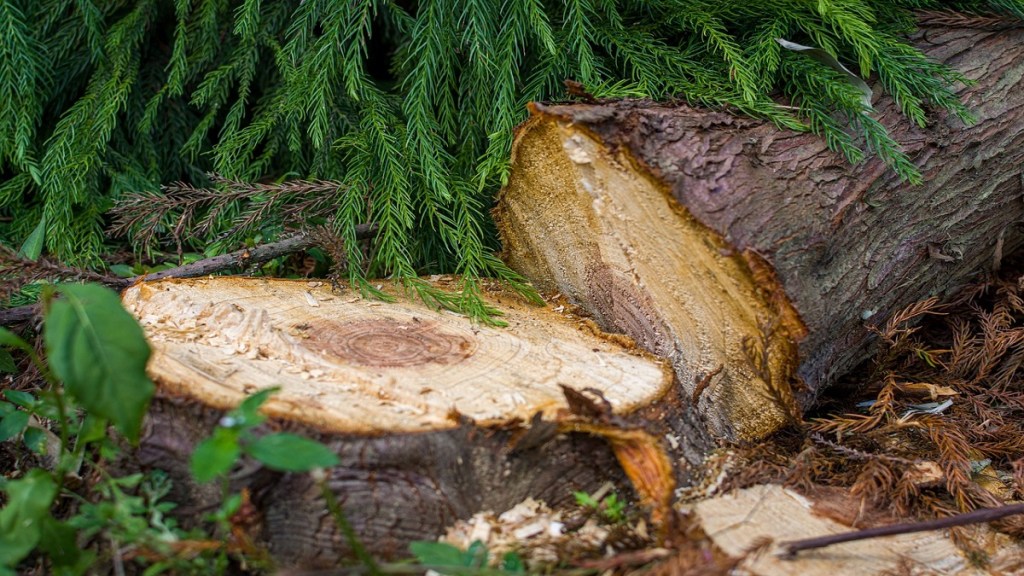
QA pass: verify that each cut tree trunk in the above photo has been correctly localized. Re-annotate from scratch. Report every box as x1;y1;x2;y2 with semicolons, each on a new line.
123;277;700;567
494;23;1024;441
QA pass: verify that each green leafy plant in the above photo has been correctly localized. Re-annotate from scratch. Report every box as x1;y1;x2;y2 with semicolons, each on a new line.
189;387;340;483
0;283;275;574
0;283;161;574
0;281;351;573
409;540;526;576
574;490;627;524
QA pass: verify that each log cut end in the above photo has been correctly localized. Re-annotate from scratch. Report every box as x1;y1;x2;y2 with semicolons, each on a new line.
495;115;807;441
123;277;671;434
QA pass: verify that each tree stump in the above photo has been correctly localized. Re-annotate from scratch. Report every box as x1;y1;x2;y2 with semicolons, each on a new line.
494;23;1024;441
122;277;695;567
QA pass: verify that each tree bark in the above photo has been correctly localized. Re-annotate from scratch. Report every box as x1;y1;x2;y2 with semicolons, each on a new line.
494;24;1024;441
123;277;702;567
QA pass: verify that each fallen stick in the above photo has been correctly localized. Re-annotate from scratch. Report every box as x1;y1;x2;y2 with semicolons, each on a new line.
779;502;1024;557
0;224;377;326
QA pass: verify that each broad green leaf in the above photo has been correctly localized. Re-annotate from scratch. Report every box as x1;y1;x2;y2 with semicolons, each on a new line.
0;411;29;442
230;386;279;428
221;492;244;518
0;350;15;373
501;551;525;573
108;264;135;278
17;216;46;261
245;433;339;472
190;427;241;483
50;549;95;576
0;402;13;417
573;491;598;508
0;470;57;567
0;328;30;352
38;517;83;568
3;390;36;409
465;540;489;567
23;427;48;455
44;284;154;442
77;413;108;445
409;541;468;568
111;472;144;489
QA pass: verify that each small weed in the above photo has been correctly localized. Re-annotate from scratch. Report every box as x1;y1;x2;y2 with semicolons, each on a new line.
574;490;627;524
0;283;343;574
189;387;339;483
409;540;526;576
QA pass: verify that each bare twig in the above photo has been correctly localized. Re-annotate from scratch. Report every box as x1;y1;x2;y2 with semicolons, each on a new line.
692;364;723;405
779;502;1024;557
109;225;375;287
0;225;377;327
0;303;38;326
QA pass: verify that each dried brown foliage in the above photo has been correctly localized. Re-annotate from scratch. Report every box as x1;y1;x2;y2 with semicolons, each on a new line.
307;225;351;281
850;458;897;507
812;374;900;435
917;10;1024;30
110;175;346;256
712;273;1024;554
706;444;793;496
1013;458;1024;499
0;245;117;304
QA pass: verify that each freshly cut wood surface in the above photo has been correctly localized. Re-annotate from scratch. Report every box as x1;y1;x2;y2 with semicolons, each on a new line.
124;277;670;434
692;484;1024;576
495;24;1024;440
123;277;683;566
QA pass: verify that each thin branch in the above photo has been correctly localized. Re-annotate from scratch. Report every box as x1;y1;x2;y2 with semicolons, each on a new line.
0;304;39;326
779;502;1024;557
109;225;375;287
0;225;377;327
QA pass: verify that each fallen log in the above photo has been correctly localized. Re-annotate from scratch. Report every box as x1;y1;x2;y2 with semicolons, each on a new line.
494;23;1024;440
122;277;700;567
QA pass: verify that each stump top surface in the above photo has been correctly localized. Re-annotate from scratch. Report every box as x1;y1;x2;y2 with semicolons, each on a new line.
123;277;670;434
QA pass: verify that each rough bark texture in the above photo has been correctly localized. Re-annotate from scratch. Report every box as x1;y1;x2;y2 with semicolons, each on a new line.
495;24;1024;440
123;277;698;568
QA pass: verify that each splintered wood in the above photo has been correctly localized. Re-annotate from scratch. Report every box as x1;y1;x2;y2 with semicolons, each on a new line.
496;119;805;440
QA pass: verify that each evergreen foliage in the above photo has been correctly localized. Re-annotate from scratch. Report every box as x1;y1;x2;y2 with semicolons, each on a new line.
1;0;1021;316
